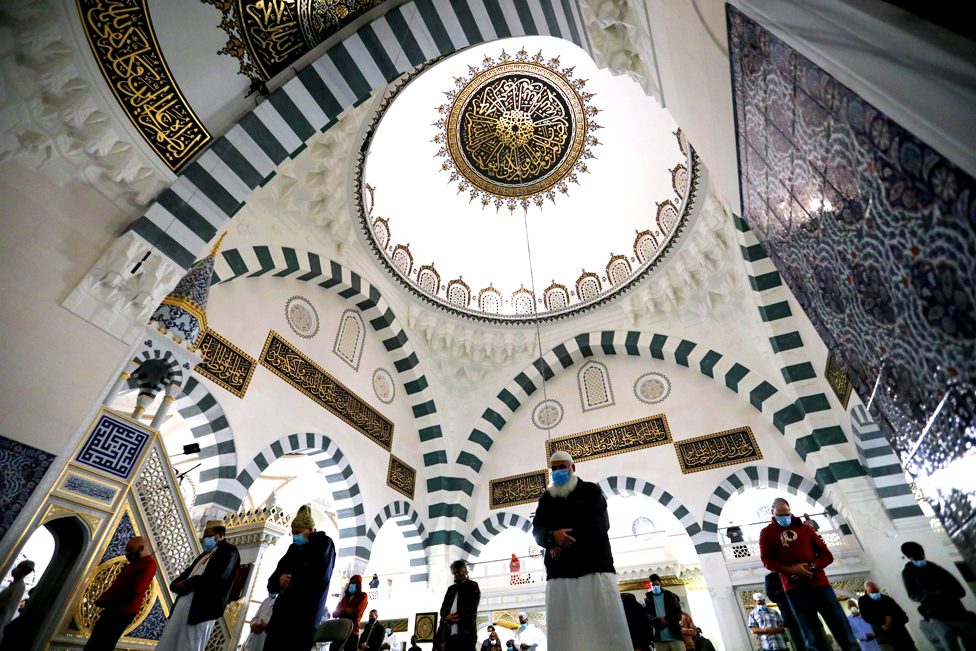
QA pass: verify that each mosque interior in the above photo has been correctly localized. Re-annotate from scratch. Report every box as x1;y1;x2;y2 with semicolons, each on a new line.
1;0;975;649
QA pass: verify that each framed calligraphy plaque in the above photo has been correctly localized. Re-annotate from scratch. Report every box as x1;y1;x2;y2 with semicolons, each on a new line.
259;331;394;450
195;329;257;398
78;0;211;171
414;612;438;642
387;455;416;500
674;426;762;474
824;352;852;410
489;470;548;510
545;414;672;464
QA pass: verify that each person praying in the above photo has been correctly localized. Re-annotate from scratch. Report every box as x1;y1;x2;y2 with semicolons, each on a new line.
263;504;336;650
331;575;368;651
84;538;156;651
531;450;632;651
156;521;240;651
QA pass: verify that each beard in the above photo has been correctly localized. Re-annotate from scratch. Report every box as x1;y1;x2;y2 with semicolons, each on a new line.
547;473;578;498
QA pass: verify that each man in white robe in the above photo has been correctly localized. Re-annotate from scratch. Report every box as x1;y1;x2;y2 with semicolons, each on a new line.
245;593;277;651
532;451;632;651
512;613;547;651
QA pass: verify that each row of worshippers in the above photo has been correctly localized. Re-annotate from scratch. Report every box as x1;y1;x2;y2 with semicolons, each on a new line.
757;497;976;651
0;560;35;646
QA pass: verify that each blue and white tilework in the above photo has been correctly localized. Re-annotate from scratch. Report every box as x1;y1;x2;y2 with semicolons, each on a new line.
0;436;55;542
128;597;167;640
101;512;136;563
76;413;152;481
63;475;118;506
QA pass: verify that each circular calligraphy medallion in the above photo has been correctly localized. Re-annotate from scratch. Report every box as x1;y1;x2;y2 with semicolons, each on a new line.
285;296;320;339
436;48;600;209
634;372;671;405
372;368;395;404
531;399;564;430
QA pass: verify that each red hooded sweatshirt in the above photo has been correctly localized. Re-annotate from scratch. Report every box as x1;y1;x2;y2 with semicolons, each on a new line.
759;515;833;591
332;575;368;634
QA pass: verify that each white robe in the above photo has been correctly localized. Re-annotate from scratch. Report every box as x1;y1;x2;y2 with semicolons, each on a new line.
156;551;217;651
513;623;547;651
545;572;632;651
244;596;277;651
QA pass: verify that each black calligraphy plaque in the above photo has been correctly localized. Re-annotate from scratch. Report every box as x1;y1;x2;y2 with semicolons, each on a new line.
824;353;852;410
78;0;211;171
489;470;548;510
674;426;762;474
387;454;416;500
195;329;256;398
259;331;393;450
544;414;672;464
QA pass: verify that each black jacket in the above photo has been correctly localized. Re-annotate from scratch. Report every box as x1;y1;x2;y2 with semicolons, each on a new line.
643;588;683;642
901;560;968;621
532;480;615;579
857;594;909;643
264;531;337;648
170;540;240;625
621;593;653;651
764;571;797;628
358;620;386;650
436;578;481;644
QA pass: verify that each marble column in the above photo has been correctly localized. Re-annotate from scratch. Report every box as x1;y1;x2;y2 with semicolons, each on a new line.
699;553;753;651
150;383;182;429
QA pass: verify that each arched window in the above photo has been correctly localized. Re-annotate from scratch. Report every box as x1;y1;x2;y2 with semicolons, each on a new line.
446;277;471;307
417;264;440;295
511;287;534;315
606;254;631;287
576;271;601;301
478;285;502;314
656;200;679;235
372;217;390;250
578;360;614;411
671;164;689;200
543;282;569;311
391;244;413;277
333;310;365;370
633;230;659;264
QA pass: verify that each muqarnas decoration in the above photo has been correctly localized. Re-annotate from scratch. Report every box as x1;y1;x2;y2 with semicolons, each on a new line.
545;414;672;463
674;426;762;474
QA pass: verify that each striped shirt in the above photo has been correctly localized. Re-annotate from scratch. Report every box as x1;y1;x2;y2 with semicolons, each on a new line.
748;606;788;650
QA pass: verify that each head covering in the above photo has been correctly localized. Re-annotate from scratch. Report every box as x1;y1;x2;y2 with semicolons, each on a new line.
518;612;527;618
753;593;766;601
205;519;224;530
17;560;35;571
549;450;573;465
293;504;315;529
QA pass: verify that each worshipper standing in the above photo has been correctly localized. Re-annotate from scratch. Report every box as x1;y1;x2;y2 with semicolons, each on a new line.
263;505;336;651
621;592;653;651
85;537;156;651
900;541;976;651
435;561;480;650
331;575;368;651
369;574;380;590
803;514;821;532
358;610;385;650
531;450;632;651
726;521;745;543
385;625;401;651
765;571;807;650
760;497;858;651
157;521;240;651
0;560;34;645
858;582;917;651
244;593;278;651
747;593;789;651
408;635;421;651
679;611;698;650
510;554;521;585
481;625;501;651
643;574;684;651
513;613;547;651
846;600;880;651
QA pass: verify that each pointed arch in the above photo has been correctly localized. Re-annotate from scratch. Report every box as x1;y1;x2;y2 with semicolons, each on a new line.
363;501;429;583
172;376;237;508
462;512;534;560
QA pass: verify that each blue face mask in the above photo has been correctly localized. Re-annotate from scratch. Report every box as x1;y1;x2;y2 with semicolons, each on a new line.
386;629;392;636
758;604;767;610
912;560;927;567
202;536;216;551
348;584;357;594
519;624;527;630
293;533;308;546
774;515;792;527
651;585;662;595
869;592;882;600
552;469;571;485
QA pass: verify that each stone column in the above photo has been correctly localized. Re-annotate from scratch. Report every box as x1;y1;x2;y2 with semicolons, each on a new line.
221;506;291;649
150;383;182;429
103;359;140;406
131;394;154;419
699;553;753;651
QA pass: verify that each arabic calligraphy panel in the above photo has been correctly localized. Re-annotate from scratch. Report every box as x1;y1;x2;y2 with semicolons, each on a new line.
259;331;394;450
489;470;548;509
387;454;416;499
674;426;762;474
195;330;257;398
824;353;853;410
78;0;211;171
544;415;672;464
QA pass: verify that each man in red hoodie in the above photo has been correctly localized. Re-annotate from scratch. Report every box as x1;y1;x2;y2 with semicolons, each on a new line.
84;536;157;651
759;498;858;651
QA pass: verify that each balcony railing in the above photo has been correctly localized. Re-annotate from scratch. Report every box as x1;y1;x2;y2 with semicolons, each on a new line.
721;529;848;562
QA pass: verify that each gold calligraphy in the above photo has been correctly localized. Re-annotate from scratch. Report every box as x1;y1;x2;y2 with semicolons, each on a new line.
824;353;852;409
195;330;257;398
544;415;672;464
489;470;548;509
78;0;211;171
674;426;763;474
259;331;394;450
387;454;416;499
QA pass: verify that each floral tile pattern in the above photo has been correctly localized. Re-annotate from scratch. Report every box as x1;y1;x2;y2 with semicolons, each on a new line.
727;5;976;566
0;436;56;542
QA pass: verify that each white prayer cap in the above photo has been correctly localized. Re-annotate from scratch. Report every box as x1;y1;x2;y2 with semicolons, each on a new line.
518;612;527;618
549;450;573;465
753;593;766;601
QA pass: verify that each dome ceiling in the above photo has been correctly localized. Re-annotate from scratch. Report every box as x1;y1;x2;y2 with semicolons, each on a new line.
359;37;697;324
